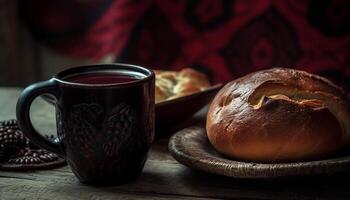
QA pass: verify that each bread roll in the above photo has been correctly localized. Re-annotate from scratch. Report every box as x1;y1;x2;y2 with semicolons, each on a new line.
206;68;350;163
155;68;210;103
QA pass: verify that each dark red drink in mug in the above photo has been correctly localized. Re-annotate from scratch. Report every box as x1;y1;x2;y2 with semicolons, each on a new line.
16;63;155;185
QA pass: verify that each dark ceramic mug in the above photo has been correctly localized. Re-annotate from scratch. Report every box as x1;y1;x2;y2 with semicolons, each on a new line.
16;63;155;185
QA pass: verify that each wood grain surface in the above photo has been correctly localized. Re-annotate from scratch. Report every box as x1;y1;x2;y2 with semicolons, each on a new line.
1;87;350;200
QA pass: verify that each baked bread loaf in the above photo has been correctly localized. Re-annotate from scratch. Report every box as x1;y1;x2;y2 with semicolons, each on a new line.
206;68;350;163
155;68;210;103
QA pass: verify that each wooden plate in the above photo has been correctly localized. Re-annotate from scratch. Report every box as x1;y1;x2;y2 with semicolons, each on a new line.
168;126;350;178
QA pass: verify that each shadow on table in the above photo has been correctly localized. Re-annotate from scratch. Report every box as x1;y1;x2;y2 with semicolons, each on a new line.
177;167;350;199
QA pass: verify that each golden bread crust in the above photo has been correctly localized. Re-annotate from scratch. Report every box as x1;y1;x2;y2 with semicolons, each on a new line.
206;68;350;162
155;68;210;103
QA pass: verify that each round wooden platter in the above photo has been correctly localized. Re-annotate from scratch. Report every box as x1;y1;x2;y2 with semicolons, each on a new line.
168;126;350;179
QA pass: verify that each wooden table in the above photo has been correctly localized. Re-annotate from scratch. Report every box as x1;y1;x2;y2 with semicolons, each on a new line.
0;87;350;200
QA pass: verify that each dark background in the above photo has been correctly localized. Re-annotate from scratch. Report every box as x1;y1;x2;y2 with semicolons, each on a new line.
0;0;349;91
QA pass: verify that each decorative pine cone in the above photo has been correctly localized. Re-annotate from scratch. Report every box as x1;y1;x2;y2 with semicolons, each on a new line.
0;119;66;170
0;144;6;162
0;119;26;157
0;119;20;129
7;148;60;165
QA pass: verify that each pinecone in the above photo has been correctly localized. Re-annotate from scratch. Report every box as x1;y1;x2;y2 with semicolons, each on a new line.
0;119;20;130
0;144;6;162
0;119;66;170
0;120;26;157
7;148;60;165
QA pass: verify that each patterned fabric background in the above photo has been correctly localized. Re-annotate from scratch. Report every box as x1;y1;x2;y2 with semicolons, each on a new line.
20;0;350;90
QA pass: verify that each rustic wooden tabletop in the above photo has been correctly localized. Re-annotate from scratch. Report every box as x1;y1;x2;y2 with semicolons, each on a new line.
0;87;350;200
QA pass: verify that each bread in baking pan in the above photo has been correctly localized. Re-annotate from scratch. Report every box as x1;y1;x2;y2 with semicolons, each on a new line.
155;68;210;103
206;68;350;163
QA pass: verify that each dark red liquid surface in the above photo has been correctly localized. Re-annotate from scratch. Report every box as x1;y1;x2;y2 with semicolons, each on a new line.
65;72;139;84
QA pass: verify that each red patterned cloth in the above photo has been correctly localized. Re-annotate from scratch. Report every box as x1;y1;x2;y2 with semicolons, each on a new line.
20;0;350;90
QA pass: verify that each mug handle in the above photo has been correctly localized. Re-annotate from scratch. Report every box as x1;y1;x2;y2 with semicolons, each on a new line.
16;79;64;156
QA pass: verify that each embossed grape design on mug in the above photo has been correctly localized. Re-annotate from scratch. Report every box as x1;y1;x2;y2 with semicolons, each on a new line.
16;64;155;185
